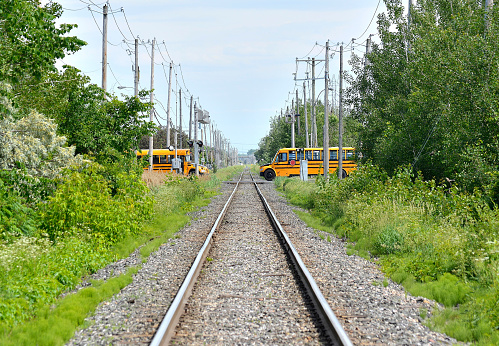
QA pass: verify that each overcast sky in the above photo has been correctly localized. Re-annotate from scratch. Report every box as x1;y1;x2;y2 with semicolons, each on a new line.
51;0;390;154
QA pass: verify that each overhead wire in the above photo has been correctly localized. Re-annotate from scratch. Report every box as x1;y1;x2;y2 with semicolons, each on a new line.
354;0;382;41
121;8;136;39
109;4;133;42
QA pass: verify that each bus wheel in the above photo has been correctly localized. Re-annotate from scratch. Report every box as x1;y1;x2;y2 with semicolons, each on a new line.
264;169;275;181
341;169;347;179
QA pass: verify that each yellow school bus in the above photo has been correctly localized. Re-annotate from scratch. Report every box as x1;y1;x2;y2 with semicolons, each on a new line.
136;148;209;175
259;147;356;181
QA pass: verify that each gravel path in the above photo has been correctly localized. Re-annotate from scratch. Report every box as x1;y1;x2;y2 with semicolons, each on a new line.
66;172;461;345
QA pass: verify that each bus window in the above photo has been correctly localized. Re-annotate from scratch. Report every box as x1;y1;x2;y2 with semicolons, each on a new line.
159;155;167;164
278;152;288;162
346;150;354;160
297;151;304;161
312;150;321;161
305;150;313;161
330;150;338;161
153;155;160;164
289;151;296;161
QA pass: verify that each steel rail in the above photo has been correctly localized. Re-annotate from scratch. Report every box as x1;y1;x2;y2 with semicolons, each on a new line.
250;172;353;346
150;171;245;346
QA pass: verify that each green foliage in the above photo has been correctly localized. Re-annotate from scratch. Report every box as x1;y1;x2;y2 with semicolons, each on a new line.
0;0;85;83
348;0;499;189
0;179;38;242
0;236;112;327
0;98;82;179
56;84;156;157
0;266;137;346
39;163;152;244
372;226;404;256
274;177;317;210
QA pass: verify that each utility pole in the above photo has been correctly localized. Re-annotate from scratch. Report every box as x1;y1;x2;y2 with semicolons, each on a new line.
364;35;372;67
303;82;309;148
338;45;344;180
148;38;156;171
166;62;173;147
296;89;300;136
323;41;330;179
189;95;193;140
194;103;199;176
311;58;317;147
101;4;108;91
134;38;139;97
291;101;295;148
179;88;182;148
204;124;208;162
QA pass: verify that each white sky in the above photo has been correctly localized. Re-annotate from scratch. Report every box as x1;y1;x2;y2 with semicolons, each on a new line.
50;0;388;154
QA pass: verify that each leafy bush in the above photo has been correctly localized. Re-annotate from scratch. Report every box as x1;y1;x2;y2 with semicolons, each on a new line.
39;163;152;244
372;226;404;256
0;179;38;243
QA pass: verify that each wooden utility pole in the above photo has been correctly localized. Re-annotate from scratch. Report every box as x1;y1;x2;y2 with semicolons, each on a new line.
364;35;372;67
101;4;108;91
166;62;173;147
189;95;193;140
134;38;139;97
148;38;156;171
323;41;330;179
303;82;309;148
291;101;295;148
338;45;344;180
179;88;182;147
311;57;317;147
204;124;208;161
194;103;199;176
296;89;300;136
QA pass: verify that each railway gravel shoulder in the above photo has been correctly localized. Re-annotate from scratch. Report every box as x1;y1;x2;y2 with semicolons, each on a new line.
170;178;328;345
258;180;462;345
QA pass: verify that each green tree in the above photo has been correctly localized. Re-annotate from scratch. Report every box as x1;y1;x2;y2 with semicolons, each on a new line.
347;0;499;189
0;0;85;83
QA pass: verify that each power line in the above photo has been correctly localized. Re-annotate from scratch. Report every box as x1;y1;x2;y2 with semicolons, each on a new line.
121;8;136;39
354;0;382;41
107;63;122;87
88;7;121;46
109;4;133;42
62;5;88;11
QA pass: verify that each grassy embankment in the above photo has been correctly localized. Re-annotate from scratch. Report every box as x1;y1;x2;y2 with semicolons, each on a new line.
0;165;244;345
274;164;499;345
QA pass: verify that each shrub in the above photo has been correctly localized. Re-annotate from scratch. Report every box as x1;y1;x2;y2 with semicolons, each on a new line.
372;226;404;256
39;163;152;244
0;179;38;242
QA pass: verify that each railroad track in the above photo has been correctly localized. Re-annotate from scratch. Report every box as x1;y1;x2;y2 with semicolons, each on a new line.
150;170;352;345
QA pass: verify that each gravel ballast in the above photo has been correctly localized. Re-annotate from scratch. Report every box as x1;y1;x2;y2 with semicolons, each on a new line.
66;173;460;345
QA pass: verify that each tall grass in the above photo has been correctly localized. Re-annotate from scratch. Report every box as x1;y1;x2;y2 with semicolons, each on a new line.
275;163;499;344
